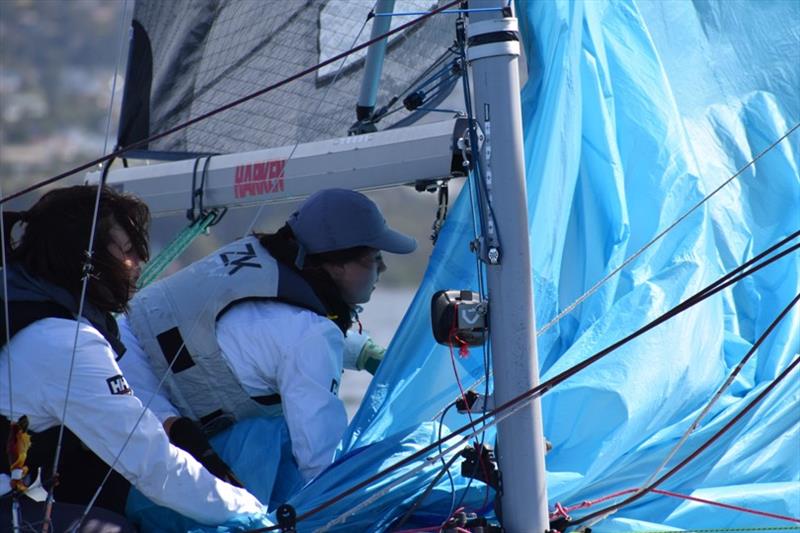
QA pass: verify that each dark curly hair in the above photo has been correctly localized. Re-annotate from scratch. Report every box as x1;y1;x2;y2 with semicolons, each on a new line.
2;185;150;313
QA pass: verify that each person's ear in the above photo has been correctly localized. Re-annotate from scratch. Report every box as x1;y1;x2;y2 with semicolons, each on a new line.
321;262;345;280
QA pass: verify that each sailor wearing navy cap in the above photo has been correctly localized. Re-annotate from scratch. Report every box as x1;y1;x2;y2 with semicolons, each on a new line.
120;188;416;489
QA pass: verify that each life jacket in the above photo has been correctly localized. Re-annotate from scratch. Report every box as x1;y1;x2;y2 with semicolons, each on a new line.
126;236;329;434
0;265;130;511
0;264;125;356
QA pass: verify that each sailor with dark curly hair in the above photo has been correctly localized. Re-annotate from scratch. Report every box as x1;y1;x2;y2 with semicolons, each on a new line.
0;185;263;530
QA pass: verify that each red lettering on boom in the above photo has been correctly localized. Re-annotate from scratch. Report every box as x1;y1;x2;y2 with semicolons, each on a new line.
234;159;287;199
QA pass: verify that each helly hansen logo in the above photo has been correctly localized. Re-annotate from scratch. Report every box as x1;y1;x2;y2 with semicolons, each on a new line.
330;379;339;396
219;242;262;275
106;374;132;395
234;159;285;199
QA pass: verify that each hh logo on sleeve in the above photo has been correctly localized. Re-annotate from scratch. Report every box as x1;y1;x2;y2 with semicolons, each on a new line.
330;378;339;396
106;374;132;395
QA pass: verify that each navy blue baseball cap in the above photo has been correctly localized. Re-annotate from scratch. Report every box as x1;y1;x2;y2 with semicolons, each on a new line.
287;188;417;257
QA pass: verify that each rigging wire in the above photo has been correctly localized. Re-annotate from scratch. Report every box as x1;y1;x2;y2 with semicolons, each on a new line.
554;487;800;526
4;3;464;522
41;182;109;533
39;9;134;529
2;1;793;528
569;350;800;530
373;0;512;18
1;183;14;429
536;121;800;337
245;232;799;531
374;6;509;17
0;173;23;533
261;321;798;533
370;46;459;124
244;4;372;236
428;11;497;518
0;0;464;208
573;290;800;530
255;269;798;532
100;0;129;158
392;450;461;530
638;291;800;491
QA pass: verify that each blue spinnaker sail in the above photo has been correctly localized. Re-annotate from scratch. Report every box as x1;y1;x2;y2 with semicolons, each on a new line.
341;0;800;529
130;0;799;530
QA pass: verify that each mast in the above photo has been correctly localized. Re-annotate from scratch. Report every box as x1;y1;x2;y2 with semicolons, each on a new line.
356;0;396;122
467;1;549;530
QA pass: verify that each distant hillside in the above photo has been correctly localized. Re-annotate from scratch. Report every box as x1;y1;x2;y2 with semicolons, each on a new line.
0;0;125;192
0;0;466;287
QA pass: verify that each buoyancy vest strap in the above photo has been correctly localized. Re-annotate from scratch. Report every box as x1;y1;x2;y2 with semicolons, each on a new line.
252;394;282;406
0;301;72;348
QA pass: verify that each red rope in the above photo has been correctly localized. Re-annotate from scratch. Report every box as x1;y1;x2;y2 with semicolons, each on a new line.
551;487;800;524
447;305;492;510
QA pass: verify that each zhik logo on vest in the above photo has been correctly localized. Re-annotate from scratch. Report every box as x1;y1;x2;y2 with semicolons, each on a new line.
219;242;262;275
107;374;132;395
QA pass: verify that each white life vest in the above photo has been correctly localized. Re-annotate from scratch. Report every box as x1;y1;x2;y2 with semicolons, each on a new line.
127;236;328;433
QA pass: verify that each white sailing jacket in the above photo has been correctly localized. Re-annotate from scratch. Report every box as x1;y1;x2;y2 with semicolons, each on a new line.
0;317;263;524
120;298;349;482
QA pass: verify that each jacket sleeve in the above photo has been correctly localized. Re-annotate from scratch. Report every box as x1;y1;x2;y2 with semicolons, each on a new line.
275;318;348;481
40;320;263;525
116;315;180;423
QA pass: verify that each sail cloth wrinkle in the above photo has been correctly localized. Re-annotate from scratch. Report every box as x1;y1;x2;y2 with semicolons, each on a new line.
132;0;798;530
118;0;462;157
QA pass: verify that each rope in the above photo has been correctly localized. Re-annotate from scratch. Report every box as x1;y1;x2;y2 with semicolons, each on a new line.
244;233;797;532
636;290;800;493
135;210;219;289
432;157;800;425
624;526;800;533
536;121;800;337
570;353;800;529
0;0;463;207
553;488;800;524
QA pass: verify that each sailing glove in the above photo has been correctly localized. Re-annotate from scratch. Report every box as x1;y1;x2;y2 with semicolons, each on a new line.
343;331;386;375
167;416;244;488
